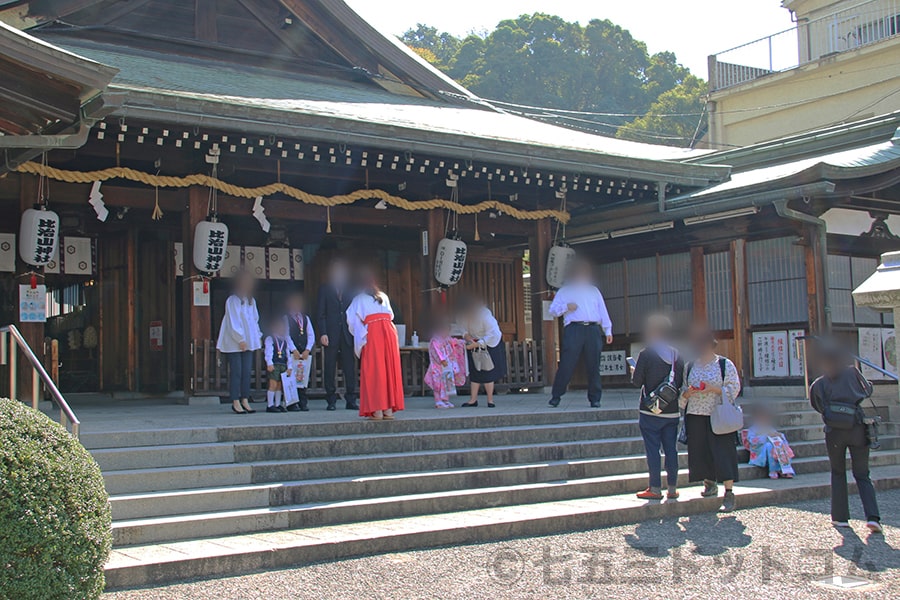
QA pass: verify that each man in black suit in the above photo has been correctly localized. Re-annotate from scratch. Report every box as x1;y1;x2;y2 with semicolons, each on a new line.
316;258;358;411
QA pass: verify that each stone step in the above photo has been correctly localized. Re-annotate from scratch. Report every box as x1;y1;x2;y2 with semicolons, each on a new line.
99;423;838;495
82;399;820;450
105;464;900;589
110;449;900;546
108;435;900;520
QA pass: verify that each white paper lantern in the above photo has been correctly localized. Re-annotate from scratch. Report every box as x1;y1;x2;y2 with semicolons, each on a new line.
434;237;467;287
193;220;229;274
19;207;60;267
546;245;576;289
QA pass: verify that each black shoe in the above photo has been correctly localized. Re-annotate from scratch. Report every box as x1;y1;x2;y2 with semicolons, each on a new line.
345;402;359;411
326;403;337;411
232;406;248;415
589;401;601;408
287;404;301;412
460;401;478;407
266;406;281;413
279;406;288;413
548;398;561;407
487;402;496;408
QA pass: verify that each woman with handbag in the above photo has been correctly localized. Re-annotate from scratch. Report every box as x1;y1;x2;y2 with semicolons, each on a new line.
679;328;742;512
632;314;684;500
809;345;881;533
457;295;507;408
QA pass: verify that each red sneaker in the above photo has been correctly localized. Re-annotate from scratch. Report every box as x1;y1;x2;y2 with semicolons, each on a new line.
667;490;680;499
636;488;663;500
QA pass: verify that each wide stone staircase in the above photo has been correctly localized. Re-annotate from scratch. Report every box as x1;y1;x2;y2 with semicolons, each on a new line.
93;397;900;589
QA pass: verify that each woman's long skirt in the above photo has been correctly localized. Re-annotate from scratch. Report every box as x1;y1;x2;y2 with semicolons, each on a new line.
359;314;405;417
685;413;740;483
467;341;508;384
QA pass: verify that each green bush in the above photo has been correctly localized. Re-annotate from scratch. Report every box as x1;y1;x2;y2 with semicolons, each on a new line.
0;398;111;599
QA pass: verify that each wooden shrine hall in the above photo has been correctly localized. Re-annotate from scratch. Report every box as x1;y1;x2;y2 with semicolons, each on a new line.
0;0;729;399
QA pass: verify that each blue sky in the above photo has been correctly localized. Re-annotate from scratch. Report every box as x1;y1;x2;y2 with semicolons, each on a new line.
347;0;795;77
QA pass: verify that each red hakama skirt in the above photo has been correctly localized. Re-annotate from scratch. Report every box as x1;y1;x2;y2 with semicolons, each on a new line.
359;313;405;417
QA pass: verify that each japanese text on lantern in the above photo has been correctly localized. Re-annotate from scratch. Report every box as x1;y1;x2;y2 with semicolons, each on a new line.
206;229;226;272
451;246;466;282
35;218;57;265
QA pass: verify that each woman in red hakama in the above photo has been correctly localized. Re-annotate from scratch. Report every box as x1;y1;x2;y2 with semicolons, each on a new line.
347;278;404;420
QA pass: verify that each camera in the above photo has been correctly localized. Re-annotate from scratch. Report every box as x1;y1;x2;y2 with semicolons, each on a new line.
863;416;882;450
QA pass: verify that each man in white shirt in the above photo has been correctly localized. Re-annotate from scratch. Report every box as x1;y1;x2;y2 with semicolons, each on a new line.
548;258;613;408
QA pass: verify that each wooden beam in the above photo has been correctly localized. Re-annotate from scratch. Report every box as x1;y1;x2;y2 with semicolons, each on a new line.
806;224;826;334
690;246;707;324
15;175;43;400
195;0;218;42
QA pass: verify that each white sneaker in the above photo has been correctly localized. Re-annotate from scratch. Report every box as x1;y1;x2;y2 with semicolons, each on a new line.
867;521;884;534
832;520;851;528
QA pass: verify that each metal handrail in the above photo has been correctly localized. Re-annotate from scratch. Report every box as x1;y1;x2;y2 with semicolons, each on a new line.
0;324;80;437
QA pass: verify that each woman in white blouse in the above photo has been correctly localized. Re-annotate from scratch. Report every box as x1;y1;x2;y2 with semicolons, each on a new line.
457;295;507;408
347;270;404;420
216;271;263;414
679;327;742;512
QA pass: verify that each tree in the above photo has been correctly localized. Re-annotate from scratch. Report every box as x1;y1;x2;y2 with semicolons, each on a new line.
617;74;707;147
401;14;700;145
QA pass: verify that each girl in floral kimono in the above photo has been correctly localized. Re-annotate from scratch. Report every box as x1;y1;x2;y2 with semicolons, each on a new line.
424;315;467;409
745;406;795;479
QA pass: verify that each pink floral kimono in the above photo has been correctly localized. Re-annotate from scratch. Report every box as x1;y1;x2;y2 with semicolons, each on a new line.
424;336;467;403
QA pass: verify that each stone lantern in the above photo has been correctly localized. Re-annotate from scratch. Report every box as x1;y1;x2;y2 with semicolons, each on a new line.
853;250;900;401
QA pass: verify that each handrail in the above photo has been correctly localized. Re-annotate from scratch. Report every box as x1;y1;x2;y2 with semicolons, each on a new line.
0;324;80;437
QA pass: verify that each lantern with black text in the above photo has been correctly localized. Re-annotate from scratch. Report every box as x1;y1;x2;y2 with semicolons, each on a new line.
434;236;467;287
193;219;229;274
546;244;576;289
19;207;60;267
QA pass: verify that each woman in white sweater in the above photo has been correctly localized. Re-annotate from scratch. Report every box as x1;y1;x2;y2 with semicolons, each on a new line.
216;271;263;414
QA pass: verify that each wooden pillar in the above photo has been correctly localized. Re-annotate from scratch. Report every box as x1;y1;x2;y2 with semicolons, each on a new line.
731;239;750;381
14;175;44;400
805;224;826;334
419;209;442;325
690;246;707;324
182;187;211;396
529;219;557;386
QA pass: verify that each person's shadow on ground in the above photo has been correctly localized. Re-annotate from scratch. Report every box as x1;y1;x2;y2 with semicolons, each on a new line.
624;512;752;557
834;526;900;574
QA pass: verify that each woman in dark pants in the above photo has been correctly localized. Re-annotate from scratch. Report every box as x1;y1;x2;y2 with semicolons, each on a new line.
809;346;882;533
679;328;742;512
632;314;684;500
216;271;262;414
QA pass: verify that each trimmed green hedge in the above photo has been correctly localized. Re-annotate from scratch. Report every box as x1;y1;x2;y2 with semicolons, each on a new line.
0;398;111;599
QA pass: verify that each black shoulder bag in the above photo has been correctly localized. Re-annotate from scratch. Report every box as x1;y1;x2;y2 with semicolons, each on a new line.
642;351;679;414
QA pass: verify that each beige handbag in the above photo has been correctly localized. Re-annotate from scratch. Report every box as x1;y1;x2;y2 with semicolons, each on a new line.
471;345;495;372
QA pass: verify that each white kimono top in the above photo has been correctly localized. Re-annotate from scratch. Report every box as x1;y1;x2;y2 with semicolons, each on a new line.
216;295;263;353
347;291;394;358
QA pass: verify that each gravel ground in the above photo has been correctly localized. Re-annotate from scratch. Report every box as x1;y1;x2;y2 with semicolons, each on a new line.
106;490;900;600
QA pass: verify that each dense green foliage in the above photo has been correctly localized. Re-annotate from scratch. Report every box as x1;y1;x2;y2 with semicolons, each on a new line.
402;14;706;146
0;398;111;599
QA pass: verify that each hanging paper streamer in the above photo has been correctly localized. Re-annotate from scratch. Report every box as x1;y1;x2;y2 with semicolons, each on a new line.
220;245;242;278
89;181;109;222
252;196;270;233
267;247;292;280
0;233;17;272
19;207;59;267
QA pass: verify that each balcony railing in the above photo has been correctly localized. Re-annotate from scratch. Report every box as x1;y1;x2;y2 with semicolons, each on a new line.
710;0;900;91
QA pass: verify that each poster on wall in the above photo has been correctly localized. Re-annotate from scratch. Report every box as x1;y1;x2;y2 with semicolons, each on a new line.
600;351;626;376
149;321;163;351
788;329;806;377
858;327;886;380
192;281;210;307
752;331;789;377
882;328;897;377
19;285;47;323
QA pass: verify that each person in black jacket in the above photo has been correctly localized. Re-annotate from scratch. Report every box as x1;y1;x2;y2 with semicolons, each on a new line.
631;314;684;500
809;345;882;533
316;258;358;411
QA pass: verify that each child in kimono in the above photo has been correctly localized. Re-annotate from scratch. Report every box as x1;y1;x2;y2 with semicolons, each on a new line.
744;406;795;479
264;316;297;413
424;315;466;409
284;293;315;412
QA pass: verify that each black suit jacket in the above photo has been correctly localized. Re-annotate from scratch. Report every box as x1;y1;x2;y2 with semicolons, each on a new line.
316;283;354;344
